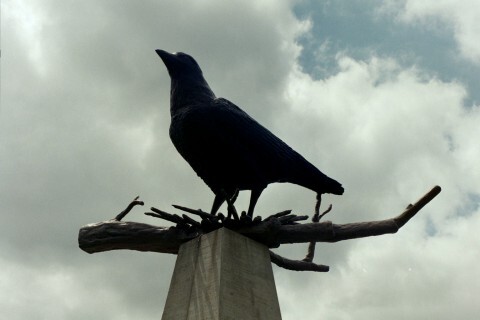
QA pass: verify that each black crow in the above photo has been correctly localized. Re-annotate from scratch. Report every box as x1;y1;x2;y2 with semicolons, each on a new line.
156;50;343;217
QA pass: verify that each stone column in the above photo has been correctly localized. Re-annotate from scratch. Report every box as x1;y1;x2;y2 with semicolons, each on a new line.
162;227;282;320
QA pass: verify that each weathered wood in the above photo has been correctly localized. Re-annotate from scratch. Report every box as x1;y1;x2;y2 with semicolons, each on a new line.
304;200;332;262
78;186;441;260
78;221;198;254
275;219;398;244
270;250;329;272
394;185;442;227
113;196;144;221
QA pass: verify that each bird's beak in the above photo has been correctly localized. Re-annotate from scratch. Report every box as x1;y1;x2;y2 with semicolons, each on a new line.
155;49;177;75
156;49;175;64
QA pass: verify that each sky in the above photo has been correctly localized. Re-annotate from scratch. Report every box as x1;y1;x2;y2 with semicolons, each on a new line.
1;0;479;319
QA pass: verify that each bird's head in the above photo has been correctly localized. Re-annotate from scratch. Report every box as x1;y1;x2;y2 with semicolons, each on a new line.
155;50;203;79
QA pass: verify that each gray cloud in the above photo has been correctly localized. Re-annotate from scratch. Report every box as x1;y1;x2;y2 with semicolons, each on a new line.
1;0;479;319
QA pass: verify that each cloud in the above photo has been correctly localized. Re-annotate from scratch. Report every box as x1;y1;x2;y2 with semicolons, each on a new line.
381;0;480;64
273;53;480;319
1;0;310;319
1;0;479;319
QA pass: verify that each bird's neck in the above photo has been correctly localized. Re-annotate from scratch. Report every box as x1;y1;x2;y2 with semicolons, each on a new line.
170;76;216;115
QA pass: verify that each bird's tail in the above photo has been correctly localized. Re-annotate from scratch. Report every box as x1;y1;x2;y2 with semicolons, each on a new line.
311;170;344;195
319;177;344;195
290;171;344;196
284;160;344;196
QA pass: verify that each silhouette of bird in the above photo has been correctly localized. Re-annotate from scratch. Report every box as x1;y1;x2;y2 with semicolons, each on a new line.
156;50;343;218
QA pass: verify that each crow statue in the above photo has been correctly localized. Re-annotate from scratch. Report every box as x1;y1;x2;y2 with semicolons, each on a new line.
156;50;344;218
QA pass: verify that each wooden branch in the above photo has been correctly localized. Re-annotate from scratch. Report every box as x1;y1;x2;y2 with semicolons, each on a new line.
79;220;199;254
172;204;217;220
394;185;442;228
114;196;144;221
303;196;332;262
278;186;441;244
79;186;441;255
270;250;329;272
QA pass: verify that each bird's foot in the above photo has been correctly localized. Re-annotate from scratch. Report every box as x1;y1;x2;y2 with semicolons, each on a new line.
147;204;309;233
240;211;252;223
263;210;309;225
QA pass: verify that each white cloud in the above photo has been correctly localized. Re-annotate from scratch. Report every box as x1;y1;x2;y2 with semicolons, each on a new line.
278;207;480;320
1;0;51;75
274;54;480;319
2;0;480;319
383;0;480;64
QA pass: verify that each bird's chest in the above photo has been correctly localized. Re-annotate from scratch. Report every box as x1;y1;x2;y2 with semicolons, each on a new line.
169;111;208;160
169;115;190;153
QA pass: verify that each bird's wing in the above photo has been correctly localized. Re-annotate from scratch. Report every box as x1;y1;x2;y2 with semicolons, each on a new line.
183;98;318;185
170;97;343;195
213;98;344;194
211;98;298;175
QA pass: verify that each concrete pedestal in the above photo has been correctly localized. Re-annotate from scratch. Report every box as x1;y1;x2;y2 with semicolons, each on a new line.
161;228;282;320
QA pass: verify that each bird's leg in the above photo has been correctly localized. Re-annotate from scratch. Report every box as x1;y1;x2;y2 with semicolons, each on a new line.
229;189;240;205
218;189;239;220
210;194;226;216
247;188;264;218
226;199;239;221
